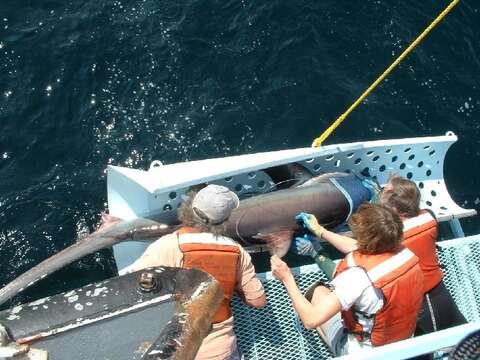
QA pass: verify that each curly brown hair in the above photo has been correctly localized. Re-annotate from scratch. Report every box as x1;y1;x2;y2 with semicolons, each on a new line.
377;174;420;218
349;203;403;254
177;190;229;236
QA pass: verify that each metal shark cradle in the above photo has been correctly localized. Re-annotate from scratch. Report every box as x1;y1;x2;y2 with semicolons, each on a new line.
0;171;369;306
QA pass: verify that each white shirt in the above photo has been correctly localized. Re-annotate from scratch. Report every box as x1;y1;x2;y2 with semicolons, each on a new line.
331;266;384;314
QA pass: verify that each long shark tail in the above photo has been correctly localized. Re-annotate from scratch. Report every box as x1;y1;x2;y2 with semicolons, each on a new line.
0;218;176;306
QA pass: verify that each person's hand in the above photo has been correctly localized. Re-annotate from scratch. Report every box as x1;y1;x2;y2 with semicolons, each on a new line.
295;212;325;237
290;234;323;258
270;255;293;283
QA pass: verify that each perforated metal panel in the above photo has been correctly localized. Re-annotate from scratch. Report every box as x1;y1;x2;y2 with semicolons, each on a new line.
141;171;277;222
437;235;480;322
298;132;473;222
144;133;474;225
232;265;333;360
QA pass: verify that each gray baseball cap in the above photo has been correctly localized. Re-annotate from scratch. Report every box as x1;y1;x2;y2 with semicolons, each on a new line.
192;184;240;225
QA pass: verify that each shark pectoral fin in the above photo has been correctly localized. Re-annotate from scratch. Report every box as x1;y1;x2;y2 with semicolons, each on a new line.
253;231;294;258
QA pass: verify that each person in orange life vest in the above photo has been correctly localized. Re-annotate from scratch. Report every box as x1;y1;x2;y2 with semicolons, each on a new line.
298;174;466;334
376;175;466;334
271;203;424;356
129;184;266;360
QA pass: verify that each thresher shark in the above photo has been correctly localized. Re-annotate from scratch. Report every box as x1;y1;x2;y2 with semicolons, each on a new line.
0;164;371;360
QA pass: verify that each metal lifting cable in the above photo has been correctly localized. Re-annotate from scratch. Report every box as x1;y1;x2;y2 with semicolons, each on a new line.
311;0;460;148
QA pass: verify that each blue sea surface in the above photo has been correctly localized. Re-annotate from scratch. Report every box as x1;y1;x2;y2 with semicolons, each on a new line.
0;0;479;307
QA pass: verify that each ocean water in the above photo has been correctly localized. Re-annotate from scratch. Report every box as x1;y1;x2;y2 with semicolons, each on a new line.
0;0;479;308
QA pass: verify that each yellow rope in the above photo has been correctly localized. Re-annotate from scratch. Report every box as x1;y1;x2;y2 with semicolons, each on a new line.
312;0;459;148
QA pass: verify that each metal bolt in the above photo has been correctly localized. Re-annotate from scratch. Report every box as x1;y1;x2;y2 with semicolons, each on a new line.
138;272;156;292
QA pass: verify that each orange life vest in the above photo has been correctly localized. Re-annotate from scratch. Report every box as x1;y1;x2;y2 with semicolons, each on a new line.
335;248;424;347
402;210;443;293
177;227;240;323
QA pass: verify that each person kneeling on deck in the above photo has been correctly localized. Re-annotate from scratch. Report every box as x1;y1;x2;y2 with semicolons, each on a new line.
271;203;424;356
377;175;466;334
130;184;266;360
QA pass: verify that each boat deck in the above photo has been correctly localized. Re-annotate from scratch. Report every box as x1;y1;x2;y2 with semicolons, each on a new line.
232;234;480;359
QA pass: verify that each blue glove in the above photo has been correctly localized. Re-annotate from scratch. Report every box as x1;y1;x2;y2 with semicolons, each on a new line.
295;212;325;236
290;234;324;258
361;177;382;204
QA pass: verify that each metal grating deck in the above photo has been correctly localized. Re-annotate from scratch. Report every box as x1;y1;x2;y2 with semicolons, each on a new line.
233;234;480;359
232;265;332;360
437;235;480;322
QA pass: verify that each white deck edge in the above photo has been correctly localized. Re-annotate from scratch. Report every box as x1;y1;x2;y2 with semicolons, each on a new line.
335;322;480;360
437;233;480;248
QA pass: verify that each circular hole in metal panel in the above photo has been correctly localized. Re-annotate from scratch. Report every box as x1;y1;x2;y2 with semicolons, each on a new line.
325;155;334;161
418;161;424;168
386;148;392;154
424;145;431;150
418;182;424;189
346;152;355;158
400;163;406;170
408;154;415;160
366;151;374;156
235;184;243;192
334;160;340;167
163;204;172;212
431;190;437;197
440;206;448;210
392;156;398;162
169;192;177;200
404;147;411;153
306;158;314;163
426;169;432;176
373;156;380;162
406;172;413;179
225;177;233;182
313;164;321;171
379;165;386;172
354;158;362;165
248;172;256;179
257;180;265;189
429;150;436;156
426;201;432;207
